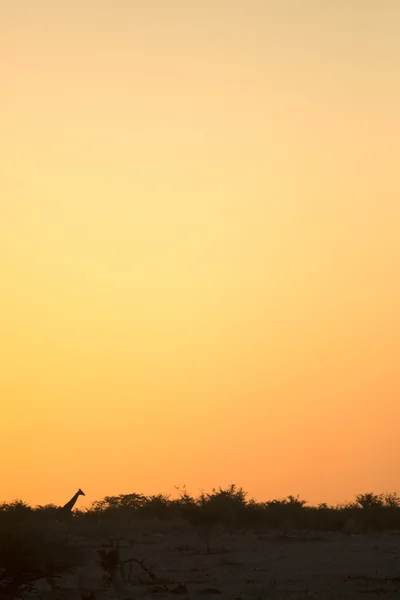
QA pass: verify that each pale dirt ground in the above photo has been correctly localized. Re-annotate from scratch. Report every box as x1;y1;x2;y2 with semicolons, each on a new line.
30;522;400;600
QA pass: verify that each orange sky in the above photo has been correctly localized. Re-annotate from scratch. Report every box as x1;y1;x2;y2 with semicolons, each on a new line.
1;1;399;509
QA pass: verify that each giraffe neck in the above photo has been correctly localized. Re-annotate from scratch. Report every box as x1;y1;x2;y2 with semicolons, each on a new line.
62;491;81;512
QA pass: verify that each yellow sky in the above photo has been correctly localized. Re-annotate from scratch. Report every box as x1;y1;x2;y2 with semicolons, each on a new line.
1;1;399;508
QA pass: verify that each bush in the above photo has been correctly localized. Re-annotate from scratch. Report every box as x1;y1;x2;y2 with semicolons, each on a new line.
1;487;400;544
0;519;83;599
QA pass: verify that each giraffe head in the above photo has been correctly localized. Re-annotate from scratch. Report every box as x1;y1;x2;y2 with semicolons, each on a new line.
78;488;85;497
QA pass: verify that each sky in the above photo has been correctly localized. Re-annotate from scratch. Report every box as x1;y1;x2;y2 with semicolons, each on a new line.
1;0;399;509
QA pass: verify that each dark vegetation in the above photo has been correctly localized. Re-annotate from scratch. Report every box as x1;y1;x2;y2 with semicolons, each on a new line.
1;486;400;598
84;487;400;532
0;506;82;599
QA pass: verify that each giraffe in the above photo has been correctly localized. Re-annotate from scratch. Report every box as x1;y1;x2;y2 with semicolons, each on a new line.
61;488;85;512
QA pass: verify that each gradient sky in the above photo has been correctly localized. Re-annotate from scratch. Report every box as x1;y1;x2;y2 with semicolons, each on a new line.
1;1;399;509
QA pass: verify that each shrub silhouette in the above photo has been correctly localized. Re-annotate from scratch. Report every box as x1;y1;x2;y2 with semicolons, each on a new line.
2;488;400;542
0;501;32;523
198;484;248;532
355;492;384;510
140;494;171;519
90;493;146;513
84;489;400;533
0;518;83;599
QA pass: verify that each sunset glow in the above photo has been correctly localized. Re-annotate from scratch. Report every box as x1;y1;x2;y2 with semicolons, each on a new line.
1;1;399;509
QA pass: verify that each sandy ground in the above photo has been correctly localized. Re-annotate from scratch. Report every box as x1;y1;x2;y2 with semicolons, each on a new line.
30;524;400;599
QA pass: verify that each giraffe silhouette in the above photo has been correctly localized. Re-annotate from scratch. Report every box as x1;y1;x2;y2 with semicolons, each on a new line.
61;489;85;512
